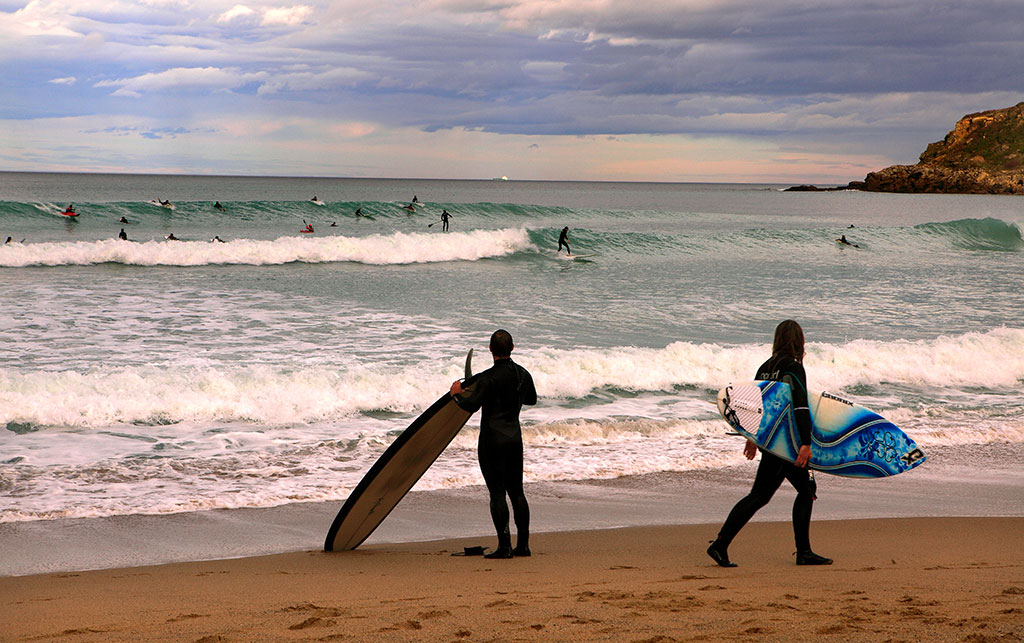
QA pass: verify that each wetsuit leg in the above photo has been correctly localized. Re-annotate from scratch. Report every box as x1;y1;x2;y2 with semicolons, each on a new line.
783;464;814;552
479;437;529;548
715;452;787;546
502;439;529;549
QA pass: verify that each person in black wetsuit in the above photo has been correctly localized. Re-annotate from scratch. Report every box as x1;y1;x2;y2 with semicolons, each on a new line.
707;320;832;567
450;329;537;559
440;209;452;232
557;226;570;255
117;228;128;241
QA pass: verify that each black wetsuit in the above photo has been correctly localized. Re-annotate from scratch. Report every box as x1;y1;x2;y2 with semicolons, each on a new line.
716;355;816;552
441;211;451;232
557;228;570;254
454;358;537;550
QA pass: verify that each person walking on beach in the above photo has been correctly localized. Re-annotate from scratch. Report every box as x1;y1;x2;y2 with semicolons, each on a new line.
450;330;537;559
557;226;571;255
707;320;832;567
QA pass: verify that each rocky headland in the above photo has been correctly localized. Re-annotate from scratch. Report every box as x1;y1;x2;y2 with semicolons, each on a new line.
789;102;1024;194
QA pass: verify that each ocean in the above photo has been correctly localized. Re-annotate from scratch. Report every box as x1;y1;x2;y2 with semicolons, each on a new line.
1;172;1023;572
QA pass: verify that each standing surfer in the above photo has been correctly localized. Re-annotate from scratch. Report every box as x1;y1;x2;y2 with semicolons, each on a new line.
450;330;537;559
440;209;452;232
707;320;832;567
557;226;571;256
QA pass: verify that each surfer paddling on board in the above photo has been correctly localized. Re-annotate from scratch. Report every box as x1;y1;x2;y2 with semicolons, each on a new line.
557;226;571;256
450;330;537;559
707;320;832;568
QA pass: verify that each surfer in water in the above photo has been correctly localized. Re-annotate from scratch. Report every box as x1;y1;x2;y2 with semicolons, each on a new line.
119;216;129;224
214;201;224;210
707;320;832;567
450;330;537;559
117;228;128;241
440;209;452;232
557;226;571;256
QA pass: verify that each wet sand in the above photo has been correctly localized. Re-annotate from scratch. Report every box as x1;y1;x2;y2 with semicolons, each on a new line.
2;517;1022;642
2;443;1021;577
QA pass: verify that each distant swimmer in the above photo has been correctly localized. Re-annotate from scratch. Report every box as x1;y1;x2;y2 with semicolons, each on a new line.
119;216;129;224
214;201;224;210
118;228;128;241
211;235;226;243
166;233;180;241
330;221;337;227
557;226;571;256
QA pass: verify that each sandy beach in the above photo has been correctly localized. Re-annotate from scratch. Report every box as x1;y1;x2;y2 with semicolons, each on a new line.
2;516;1022;642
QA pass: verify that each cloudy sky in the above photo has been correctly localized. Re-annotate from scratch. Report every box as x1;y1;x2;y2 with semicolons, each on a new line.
2;0;1022;182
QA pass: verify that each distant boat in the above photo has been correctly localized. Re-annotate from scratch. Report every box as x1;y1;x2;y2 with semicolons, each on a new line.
492;176;509;181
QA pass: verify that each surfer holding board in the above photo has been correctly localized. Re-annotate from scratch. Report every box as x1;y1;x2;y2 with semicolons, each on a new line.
450;329;537;559
707;320;833;568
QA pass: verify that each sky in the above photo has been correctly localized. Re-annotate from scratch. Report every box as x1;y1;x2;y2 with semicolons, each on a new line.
1;0;1023;182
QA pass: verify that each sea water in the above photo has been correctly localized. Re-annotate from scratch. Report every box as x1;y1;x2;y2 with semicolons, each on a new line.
1;172;1023;526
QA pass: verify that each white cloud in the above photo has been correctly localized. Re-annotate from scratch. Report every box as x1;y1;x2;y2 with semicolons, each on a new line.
49;76;78;85
217;4;256;23
261;5;312;26
94;66;267;97
256;66;374;94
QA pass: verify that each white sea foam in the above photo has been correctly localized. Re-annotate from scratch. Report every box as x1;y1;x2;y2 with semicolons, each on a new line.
4;328;1022;522
0;228;535;267
2;328;1021;430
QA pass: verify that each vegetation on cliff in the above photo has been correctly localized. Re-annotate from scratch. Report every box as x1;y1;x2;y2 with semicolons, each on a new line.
790;103;1024;194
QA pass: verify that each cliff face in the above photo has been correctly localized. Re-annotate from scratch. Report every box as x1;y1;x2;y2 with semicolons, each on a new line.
860;103;1024;195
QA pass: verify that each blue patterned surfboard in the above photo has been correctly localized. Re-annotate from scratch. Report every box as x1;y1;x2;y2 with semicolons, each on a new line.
716;381;926;478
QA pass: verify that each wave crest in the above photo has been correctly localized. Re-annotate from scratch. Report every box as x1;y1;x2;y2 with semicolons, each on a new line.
0;228;534;267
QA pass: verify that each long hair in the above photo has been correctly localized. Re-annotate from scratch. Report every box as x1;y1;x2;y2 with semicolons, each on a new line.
771;319;805;362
